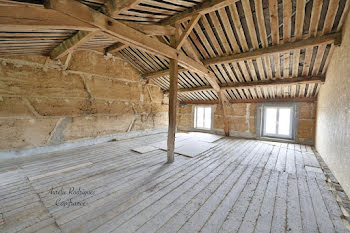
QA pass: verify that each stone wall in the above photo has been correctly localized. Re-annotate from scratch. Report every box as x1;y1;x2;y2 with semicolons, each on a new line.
178;101;316;144
0;51;168;152
316;12;350;196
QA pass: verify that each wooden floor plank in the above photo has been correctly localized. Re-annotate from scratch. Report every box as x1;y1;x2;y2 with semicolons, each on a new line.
0;134;348;233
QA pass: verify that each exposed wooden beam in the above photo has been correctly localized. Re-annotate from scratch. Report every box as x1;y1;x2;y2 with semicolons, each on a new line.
176;14;201;50
45;0;213;78
204;32;342;65
104;42;129;54
160;0;240;25
122;22;175;36
103;0;143;17
50;30;99;59
165;76;325;94
180;97;317;105
143;33;342;79
167;35;178;163
0;6;96;31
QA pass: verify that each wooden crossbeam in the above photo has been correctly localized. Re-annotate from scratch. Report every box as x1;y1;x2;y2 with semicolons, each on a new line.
143;33;341;79
0;6;95;31
50;30;99;59
176;14;201;50
122;22;175;36
204;32;342;66
180;97;317;105
104;42;129;54
45;0;214;78
165;76;325;94
160;0;240;25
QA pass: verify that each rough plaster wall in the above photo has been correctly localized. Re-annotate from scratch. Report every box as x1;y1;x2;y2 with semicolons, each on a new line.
316;14;350;196
178;102;316;142
0;50;168;151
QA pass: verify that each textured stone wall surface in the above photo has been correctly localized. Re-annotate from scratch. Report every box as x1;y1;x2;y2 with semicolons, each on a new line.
316;13;350;196
178;102;315;143
0;51;168;151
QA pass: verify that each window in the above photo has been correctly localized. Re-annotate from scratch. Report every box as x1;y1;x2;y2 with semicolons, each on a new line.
194;106;212;130
262;106;294;139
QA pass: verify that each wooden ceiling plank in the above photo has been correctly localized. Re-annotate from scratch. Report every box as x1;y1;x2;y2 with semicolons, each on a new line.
312;44;327;75
50;30;99;59
241;0;259;49
192;23;216;57
309;0;323;37
160;0;240;25
295;0;306;40
208;11;231;54
283;0;292;43
292;49;300;77
337;0;350;31
268;0;279;44
200;16;224;56
176;14;201;50
228;3;249;51
218;7;241;53
254;0;268;47
256;57;267;80
302;47;314;76
264;55;274;79
323;0;340;34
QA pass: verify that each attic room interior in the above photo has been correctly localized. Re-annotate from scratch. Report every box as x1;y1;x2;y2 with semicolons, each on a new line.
0;0;350;232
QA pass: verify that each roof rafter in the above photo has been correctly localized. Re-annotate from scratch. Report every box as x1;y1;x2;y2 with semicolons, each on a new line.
50;30;99;59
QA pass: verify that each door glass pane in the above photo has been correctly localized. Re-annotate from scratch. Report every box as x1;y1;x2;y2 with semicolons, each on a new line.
265;107;277;134
278;108;291;135
196;107;204;128
204;107;211;129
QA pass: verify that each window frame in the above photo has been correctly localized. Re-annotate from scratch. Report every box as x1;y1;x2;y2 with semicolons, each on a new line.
193;105;213;130
261;104;295;140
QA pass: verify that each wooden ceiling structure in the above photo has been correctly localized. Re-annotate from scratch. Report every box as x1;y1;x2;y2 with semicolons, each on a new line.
0;0;348;104
0;0;349;160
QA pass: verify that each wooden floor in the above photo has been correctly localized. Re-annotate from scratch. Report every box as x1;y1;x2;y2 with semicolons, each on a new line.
0;133;349;233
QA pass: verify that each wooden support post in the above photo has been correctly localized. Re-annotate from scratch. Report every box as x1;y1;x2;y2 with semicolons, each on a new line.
218;91;230;136
167;35;178;163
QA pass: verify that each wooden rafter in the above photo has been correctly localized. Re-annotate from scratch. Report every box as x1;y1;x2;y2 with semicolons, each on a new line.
50;30;99;59
176;14;201;50
165;76;325;94
104;42;129;54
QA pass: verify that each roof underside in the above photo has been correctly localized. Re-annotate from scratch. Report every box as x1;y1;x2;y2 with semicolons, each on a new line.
0;0;348;102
